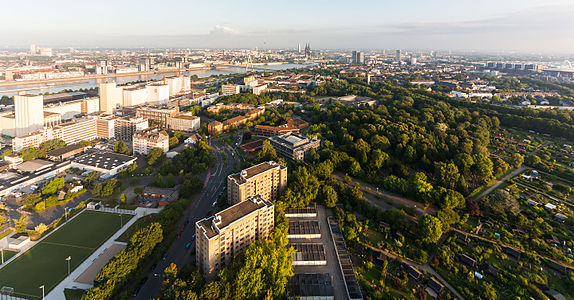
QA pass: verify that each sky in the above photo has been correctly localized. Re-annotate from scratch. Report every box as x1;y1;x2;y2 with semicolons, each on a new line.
1;0;574;53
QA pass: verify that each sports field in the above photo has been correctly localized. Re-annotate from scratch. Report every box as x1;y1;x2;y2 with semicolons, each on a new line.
0;210;133;299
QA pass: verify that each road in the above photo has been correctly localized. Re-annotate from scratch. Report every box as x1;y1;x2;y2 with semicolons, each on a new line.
332;172;437;215
134;139;238;299
473;166;528;201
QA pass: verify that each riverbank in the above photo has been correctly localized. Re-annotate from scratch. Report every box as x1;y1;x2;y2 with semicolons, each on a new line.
0;67;212;88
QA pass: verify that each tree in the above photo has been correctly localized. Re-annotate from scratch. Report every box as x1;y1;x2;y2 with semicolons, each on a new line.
488;190;520;218
113;141;130;155
169;136;179;148
35;223;48;234
120;193;127;204
84;171;100;186
147;148;165;166
92;184;102;197
101;179;118;196
434;162;460;190
15;216;29;233
283;166;320;207
473;153;493;181
322;185;338;208
418;214;443;244
42;177;65;195
180;176;203;198
257;140;277;162
509;153;524;168
21;193;42;209
437;208;460;232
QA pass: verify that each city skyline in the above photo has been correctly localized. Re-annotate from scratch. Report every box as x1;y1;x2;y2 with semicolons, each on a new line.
1;0;574;53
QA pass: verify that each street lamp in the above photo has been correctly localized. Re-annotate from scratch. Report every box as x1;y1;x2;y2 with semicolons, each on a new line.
65;207;69;223
1;248;4;264
66;256;71;275
39;285;45;300
119;214;123;228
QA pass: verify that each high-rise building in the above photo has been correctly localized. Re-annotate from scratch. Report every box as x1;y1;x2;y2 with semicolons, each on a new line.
114;116;148;141
196;194;274;279
298;43;301;53
15;93;44;137
396;50;402;64
227;161;287;205
304;43;311;58
29;44;38;55
96;61;108;75
351;51;365;64
99;82;123;114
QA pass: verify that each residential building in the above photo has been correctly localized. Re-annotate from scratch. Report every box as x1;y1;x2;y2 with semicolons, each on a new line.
95;115;117;139
227;161;287;205
167;113;200;132
196;194;274;279
132;128;169;155
253;117;308;137
99;82;123;114
136;106;179;126
15;92;44;136
114;117;148;141
268;132;320;161
221;84;241;95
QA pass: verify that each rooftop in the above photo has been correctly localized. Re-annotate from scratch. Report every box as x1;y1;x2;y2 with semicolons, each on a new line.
228;161;285;185
15;159;54;173
288;220;320;235
46;144;85;157
288;273;334;298
73;151;136;170
197;195;273;239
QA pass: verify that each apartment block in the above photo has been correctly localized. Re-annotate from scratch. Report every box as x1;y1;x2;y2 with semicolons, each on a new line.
227;161;287;205
221;84;241;95
136;106;179;126
114;117;149;141
196;194;274;279
132;128;169;155
167;113;200;132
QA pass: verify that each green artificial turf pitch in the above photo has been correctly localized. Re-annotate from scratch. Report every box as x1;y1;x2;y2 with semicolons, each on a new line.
0;210;132;298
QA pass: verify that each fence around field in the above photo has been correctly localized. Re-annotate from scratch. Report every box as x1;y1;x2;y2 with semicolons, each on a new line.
87;206;136;215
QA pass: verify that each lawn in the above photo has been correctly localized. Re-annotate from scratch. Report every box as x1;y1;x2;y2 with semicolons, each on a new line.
0;210;133;299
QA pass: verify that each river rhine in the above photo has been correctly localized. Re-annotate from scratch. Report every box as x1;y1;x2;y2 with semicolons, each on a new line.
0;63;312;97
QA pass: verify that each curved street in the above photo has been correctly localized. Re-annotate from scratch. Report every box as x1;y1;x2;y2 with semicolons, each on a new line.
134;139;238;299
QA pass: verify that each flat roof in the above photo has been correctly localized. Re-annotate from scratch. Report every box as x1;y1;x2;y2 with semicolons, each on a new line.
288;273;334;298
15;159;54;173
198;195;273;239
228;161;285;185
285;207;317;215
46;144;85;157
73;151;136;170
290;243;326;262
289;220;320;235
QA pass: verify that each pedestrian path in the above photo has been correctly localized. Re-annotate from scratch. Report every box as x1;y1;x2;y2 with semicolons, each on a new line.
45;206;162;300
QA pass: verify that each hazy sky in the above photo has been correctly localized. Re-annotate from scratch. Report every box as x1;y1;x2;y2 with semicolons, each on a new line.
1;0;574;52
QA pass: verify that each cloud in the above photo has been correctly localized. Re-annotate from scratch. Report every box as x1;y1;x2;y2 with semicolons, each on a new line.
210;25;239;36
